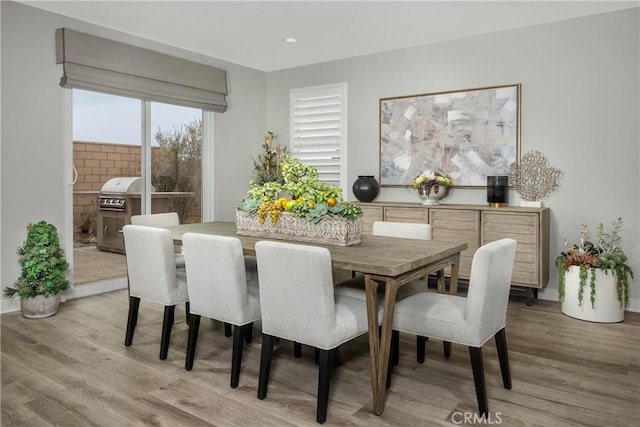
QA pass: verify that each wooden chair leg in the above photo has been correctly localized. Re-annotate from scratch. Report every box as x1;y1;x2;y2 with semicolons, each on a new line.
185;314;201;370
185;302;190;325
231;324;248;388
469;346;488;417
294;342;302;358
124;296;140;346
245;322;254;344
159;305;176;360
258;334;276;400
417;335;428;363
224;322;232;337
495;328;512;389
317;349;334;424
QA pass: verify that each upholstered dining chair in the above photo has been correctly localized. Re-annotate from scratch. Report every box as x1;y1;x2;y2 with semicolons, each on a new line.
334;221;432;364
181;233;261;388
388;238;517;417
130;212;185;268
122;224;190;360
254;241;371;424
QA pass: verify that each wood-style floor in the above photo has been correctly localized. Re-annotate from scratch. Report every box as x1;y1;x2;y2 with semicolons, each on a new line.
2;289;639;426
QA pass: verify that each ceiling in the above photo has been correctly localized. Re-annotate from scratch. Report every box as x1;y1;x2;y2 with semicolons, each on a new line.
22;1;638;72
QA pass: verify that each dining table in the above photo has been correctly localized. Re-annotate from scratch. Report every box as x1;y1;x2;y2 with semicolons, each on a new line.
164;221;467;415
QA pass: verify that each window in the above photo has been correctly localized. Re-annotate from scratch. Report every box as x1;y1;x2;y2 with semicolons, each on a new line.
290;83;347;193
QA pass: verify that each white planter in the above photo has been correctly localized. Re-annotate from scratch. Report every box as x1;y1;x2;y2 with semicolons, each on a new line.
20;294;61;319
561;266;624;323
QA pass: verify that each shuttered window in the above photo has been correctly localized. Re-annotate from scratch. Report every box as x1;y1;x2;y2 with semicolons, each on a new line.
290;83;347;192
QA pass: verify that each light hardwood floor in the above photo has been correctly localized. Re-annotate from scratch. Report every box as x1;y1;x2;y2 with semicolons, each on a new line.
2;290;639;426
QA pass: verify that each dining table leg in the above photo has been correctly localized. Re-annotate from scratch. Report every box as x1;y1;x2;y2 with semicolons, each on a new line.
364;274;399;415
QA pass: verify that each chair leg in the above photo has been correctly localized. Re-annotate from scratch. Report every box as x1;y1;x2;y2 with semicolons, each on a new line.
443;341;452;359
391;330;399;366
317;348;334;424
245;322;254;344
417;335;429;364
159;305;176;360
224;322;232;337
469;346;488;417
231;324;248;388
185;314;201;370
314;348;320;365
185;302;190;325
495;328;512;389
294;342;302;358
258;334;276;400
124;296;140;346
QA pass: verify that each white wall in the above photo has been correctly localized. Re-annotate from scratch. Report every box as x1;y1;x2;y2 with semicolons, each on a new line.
265;8;640;310
1;1;266;311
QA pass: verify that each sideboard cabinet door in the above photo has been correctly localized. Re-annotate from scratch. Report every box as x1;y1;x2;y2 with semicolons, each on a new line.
430;209;480;279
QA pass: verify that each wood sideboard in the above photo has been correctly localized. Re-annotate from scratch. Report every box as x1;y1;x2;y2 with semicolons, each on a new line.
356;202;550;305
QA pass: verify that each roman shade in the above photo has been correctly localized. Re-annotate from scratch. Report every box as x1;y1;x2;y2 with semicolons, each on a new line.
55;28;227;112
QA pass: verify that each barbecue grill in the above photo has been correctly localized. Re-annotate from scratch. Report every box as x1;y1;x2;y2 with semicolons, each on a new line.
96;177;175;254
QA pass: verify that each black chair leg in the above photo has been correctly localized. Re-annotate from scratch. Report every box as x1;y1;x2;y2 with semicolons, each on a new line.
469;346;488;417
245;322;254;344
314;348;320;365
231;324;248;388
258;334;276;400
417;335;429;363
495;328;512;389
185;314;201;370
317;348;334;424
224;322;232;337
391;330;400;366
294;342;302;358
444;341;452;359
159;305;176;360
185;302;190;325
124;296;140;346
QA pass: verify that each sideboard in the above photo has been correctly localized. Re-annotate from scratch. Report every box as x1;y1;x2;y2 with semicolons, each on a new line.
356;202;550;305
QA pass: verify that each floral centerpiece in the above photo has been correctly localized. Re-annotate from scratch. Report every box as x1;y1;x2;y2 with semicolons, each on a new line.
411;170;452;205
556;218;633;313
236;145;362;246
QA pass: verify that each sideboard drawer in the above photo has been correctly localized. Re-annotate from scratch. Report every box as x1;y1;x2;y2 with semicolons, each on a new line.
383;207;429;223
430;209;480;278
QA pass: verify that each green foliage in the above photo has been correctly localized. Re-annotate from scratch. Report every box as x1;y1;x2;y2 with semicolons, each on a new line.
237;197;261;216
152;119;202;223
556;218;633;308
4;221;69;299
252;132;287;185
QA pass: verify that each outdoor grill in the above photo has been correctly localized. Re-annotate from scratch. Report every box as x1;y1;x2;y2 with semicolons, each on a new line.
96;177;170;254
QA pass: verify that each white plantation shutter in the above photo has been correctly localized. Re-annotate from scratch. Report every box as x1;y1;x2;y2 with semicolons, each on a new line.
290;83;347;193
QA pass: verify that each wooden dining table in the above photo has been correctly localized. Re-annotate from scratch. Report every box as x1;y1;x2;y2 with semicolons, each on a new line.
164;221;467;415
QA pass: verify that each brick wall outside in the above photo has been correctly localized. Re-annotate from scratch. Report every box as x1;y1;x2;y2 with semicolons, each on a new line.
73;141;200;241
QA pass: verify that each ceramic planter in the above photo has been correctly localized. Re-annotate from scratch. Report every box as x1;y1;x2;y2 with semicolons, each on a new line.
20;294;61;319
561;266;624;323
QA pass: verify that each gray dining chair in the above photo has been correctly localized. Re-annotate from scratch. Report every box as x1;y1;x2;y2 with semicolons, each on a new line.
182;233;261;388
254;240;371;424
123;224;189;360
334;221;433;364
130;212;185;268
388;238;517;417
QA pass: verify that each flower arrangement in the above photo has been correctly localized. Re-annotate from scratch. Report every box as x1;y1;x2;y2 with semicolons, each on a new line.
411;170;452;196
555;217;633;308
237;151;361;225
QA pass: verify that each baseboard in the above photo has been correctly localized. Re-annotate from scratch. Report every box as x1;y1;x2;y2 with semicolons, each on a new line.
1;278;128;314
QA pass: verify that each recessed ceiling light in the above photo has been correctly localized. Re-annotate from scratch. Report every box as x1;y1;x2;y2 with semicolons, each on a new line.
284;37;298;43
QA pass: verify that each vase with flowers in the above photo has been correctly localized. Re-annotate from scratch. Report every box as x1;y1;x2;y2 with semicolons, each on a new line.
555;217;633;323
411;170;452;205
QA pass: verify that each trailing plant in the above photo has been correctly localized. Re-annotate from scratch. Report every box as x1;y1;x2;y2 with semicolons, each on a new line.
4;221;70;299
555;218;633;308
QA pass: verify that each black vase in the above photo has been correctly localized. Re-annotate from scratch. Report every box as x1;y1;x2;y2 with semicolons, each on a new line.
487;176;508;207
352;176;379;202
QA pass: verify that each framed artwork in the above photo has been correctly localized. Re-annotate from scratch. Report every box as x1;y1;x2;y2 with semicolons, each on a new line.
379;83;521;187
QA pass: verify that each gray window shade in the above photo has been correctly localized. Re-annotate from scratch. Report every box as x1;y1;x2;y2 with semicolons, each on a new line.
55;28;227;112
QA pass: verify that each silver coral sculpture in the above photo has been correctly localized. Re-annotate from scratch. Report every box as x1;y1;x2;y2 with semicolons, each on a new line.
508;150;562;202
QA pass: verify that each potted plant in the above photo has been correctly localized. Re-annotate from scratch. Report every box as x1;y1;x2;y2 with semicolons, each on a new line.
555;217;633;323
4;220;70;318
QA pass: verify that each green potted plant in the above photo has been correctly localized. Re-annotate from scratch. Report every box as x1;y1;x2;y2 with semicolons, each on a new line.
555;217;633;323
4;220;70;318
